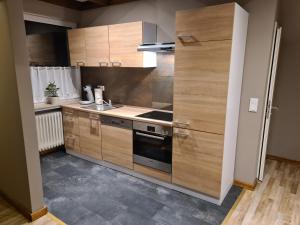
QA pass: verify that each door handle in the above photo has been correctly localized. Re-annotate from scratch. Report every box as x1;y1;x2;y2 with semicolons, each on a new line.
99;62;109;67
174;131;189;138
173;121;190;128
111;62;122;67
136;132;165;140
177;34;199;44
76;61;85;67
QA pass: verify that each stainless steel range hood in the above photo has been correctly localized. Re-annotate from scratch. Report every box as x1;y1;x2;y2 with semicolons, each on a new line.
137;42;175;52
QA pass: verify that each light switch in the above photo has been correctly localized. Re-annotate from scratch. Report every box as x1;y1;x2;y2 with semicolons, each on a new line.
249;98;259;113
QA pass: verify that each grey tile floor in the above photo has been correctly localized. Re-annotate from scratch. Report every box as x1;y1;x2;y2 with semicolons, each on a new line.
41;151;242;225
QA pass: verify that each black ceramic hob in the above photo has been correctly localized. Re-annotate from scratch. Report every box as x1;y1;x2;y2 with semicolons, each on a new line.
137;110;173;122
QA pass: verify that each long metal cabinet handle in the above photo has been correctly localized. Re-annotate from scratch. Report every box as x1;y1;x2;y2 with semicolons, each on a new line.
173;121;190;128
136;132;165;140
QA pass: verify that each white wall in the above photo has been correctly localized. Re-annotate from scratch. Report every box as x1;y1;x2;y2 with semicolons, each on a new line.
0;0;44;213
267;0;300;161
234;0;279;184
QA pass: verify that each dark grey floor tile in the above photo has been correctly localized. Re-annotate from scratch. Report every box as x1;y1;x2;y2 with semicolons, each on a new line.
41;151;242;225
110;211;157;225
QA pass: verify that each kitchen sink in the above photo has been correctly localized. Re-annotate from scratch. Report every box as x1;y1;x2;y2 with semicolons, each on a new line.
81;104;122;111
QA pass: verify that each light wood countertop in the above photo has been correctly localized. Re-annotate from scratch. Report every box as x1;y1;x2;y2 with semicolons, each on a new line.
62;103;173;127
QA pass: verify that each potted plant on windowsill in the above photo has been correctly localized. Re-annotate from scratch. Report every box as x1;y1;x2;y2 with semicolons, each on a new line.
45;82;60;105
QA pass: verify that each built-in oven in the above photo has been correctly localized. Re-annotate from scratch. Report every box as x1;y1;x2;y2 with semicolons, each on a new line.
133;121;172;173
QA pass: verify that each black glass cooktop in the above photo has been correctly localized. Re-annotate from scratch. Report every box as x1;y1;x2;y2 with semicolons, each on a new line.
137;110;173;122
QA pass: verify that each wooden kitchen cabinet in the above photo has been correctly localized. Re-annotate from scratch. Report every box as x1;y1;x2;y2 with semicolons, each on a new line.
109;21;156;68
67;21;157;68
78;112;102;160
101;124;133;169
68;29;86;67
85;26;110;67
63;108;80;153
176;3;234;43
173;3;248;201
173;40;232;134
172;128;224;198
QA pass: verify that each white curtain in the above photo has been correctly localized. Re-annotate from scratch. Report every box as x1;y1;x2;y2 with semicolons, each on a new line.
30;67;81;104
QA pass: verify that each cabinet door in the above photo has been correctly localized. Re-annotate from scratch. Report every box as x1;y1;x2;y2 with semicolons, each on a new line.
68;29;86;66
173;40;232;134
85;26;110;67
65;134;80;153
63;108;79;135
172;128;224;198
109;21;144;67
102;125;133;169
79;112;102;160
176;3;234;43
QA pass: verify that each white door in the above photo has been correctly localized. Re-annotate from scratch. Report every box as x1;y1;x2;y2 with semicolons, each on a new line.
257;23;282;181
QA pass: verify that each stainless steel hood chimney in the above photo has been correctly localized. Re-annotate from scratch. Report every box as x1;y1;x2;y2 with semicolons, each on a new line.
137;42;175;52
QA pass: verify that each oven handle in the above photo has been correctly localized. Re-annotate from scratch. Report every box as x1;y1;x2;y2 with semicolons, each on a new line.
135;132;165;140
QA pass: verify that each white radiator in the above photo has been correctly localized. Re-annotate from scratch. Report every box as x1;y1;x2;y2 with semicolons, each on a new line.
35;111;64;152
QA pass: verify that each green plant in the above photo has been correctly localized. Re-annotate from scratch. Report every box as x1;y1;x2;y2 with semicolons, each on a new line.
45;82;59;97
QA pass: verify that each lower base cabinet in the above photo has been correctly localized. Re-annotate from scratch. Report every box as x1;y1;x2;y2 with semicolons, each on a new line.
64;134;80;153
101;124;133;169
172;128;224;198
78;112;102;160
134;163;171;183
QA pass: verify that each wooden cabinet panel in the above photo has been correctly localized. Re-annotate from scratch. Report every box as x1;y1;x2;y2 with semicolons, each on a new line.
65;134;80;153
109;21;144;68
173;40;232;134
63;108;79;135
79;112;102;160
101;124;133;169
176;3;234;43
134;163;171;183
68;29;86;66
172;128;224;198
85;26;110;67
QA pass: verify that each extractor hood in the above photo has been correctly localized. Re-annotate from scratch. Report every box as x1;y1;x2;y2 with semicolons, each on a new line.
137;42;175;52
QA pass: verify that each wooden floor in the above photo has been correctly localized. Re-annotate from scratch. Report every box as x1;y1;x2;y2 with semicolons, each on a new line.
0;196;64;225
223;159;300;225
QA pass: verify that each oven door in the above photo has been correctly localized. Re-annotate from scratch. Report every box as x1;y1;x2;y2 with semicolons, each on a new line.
133;130;172;173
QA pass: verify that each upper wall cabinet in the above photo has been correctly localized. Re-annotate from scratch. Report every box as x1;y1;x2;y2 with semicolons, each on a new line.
176;3;234;42
109;21;157;68
68;29;86;67
67;21;157;68
85;26;110;67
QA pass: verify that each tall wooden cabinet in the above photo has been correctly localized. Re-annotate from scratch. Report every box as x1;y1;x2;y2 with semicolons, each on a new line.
172;3;249;200
67;21;157;68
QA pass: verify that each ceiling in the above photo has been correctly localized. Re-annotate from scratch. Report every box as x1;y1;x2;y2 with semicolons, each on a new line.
39;0;139;11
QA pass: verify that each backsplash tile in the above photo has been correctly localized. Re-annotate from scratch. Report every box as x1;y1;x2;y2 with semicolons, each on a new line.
80;53;174;110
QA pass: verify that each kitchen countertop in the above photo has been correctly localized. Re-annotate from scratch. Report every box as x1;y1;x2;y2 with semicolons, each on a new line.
62;103;173;127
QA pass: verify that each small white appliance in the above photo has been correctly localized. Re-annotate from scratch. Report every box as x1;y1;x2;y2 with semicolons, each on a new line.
95;86;105;105
79;85;94;105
